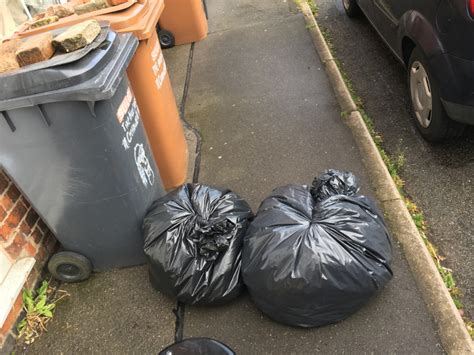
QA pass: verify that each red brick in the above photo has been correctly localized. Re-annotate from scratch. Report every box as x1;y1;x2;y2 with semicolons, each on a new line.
19;196;31;209
0;194;15;211
5;184;21;202
19;220;31;236
0;173;9;193
5;201;28;228
24;242;37;257
25;209;39;228
5;233;26;259
36;245;47;261
14;201;28;220
25;267;40;290
0;205;6;222
36;219;48;234
0;224;14;242
31;227;44;244
43;232;57;253
33;259;47;275
0;292;23;334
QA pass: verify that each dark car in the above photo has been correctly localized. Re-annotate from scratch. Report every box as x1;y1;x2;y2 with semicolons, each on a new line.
343;0;474;142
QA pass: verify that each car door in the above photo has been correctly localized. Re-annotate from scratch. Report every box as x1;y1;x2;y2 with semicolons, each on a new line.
371;0;411;54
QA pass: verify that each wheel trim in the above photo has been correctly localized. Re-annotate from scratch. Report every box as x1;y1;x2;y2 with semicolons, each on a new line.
410;61;432;128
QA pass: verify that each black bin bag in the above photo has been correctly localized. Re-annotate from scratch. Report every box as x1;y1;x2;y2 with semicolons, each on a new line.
242;170;393;327
143;184;253;305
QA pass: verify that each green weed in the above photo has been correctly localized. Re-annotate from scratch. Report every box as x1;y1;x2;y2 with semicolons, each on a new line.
308;0;319;16
466;321;474;338
294;0;319;18
17;281;69;344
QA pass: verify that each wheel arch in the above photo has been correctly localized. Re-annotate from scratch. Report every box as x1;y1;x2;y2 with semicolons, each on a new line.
398;11;444;62
401;36;416;67
399;11;461;102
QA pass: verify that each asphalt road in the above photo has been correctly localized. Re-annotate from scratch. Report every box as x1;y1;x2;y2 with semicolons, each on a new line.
314;0;474;319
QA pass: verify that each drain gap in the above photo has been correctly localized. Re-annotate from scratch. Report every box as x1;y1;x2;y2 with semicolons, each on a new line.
178;42;202;184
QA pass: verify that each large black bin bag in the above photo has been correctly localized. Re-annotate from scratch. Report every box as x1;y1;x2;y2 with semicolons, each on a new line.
143;184;253;305
242;170;393;327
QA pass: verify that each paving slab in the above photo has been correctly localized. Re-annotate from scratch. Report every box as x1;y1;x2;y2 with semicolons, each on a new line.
186;15;372;209
20;266;176;354
181;5;444;354
206;0;296;34
163;44;192;106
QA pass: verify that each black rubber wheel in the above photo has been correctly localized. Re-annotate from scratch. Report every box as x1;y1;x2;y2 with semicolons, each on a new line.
407;48;465;142
342;0;361;17
159;338;235;355
48;251;92;283
158;29;175;49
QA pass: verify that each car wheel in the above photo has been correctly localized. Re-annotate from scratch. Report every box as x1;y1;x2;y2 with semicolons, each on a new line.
408;48;465;142
342;0;360;17
48;251;92;283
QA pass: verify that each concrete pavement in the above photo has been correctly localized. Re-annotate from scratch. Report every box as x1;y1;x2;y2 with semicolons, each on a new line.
18;266;177;354
175;0;443;352
14;0;449;353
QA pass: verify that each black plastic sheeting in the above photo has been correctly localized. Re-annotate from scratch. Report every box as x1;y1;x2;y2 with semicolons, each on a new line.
242;170;393;327
159;338;235;355
143;184;253;305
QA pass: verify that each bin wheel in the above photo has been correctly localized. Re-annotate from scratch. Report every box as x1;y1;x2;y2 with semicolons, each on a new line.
48;251;92;283
159;29;175;49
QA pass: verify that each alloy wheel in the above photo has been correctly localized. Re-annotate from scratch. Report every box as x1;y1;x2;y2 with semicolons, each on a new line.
410;61;433;128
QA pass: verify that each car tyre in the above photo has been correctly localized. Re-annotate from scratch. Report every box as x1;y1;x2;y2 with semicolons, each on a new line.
48;251;92;283
408;48;465;142
342;0;360;17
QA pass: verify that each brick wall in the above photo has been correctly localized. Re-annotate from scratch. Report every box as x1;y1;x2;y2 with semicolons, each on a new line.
0;170;57;348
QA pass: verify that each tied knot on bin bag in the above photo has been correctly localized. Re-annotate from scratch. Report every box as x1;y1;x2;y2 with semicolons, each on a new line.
143;184;253;305
310;169;360;202
242;170;393;328
193;217;234;261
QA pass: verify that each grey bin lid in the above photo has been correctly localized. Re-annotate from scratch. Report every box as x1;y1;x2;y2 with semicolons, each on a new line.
0;23;112;99
0;31;138;111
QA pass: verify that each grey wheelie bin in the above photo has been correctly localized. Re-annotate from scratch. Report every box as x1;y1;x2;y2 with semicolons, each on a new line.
0;30;164;282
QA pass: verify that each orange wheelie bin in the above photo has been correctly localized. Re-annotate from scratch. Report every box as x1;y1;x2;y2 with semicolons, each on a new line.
157;0;208;47
14;0;188;190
